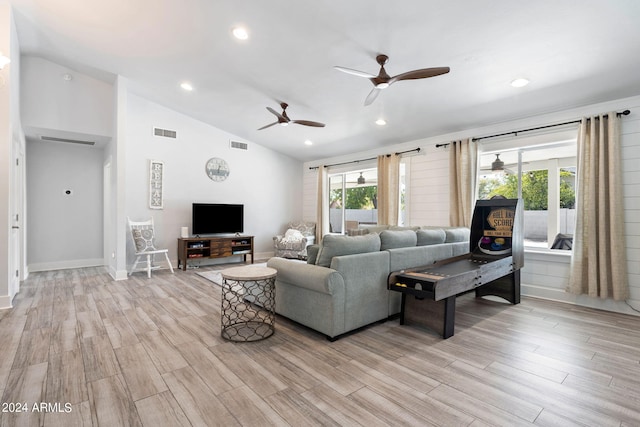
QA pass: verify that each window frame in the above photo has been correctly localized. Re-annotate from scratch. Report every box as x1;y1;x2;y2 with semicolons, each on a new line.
477;135;577;251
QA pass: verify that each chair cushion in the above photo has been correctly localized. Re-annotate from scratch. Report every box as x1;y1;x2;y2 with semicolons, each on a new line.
132;228;156;252
380;230;417;250
315;233;381;267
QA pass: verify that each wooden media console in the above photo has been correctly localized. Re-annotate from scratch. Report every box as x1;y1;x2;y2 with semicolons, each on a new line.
177;236;254;271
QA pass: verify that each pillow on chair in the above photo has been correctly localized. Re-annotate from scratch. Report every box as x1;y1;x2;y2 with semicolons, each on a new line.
132;228;156;252
282;228;305;243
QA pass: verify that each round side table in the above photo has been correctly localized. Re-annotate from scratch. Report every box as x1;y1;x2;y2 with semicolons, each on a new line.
220;266;277;342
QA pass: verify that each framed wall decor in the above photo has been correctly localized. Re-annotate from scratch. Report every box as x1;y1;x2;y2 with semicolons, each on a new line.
149;160;164;209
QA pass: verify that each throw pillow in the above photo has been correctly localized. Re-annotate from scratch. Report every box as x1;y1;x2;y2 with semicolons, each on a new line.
282;228;304;243
132;228;156;252
315;233;381;267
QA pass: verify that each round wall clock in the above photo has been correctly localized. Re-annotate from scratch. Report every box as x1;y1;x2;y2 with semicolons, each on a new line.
205;157;230;182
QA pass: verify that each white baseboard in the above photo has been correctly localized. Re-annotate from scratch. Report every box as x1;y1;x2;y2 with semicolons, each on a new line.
255;251;274;260
0;294;14;310
522;283;640;317
107;266;128;281
28;258;104;273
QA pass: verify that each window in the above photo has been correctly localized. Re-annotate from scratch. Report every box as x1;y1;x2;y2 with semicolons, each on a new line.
329;168;378;233
477;141;576;249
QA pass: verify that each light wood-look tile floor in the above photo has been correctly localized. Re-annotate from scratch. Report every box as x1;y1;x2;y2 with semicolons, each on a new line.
2;264;640;426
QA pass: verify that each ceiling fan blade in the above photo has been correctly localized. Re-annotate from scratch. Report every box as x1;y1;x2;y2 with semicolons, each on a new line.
334;66;376;79
390;67;450;84
257;121;278;130
291;120;325;128
364;87;381;106
266;107;286;121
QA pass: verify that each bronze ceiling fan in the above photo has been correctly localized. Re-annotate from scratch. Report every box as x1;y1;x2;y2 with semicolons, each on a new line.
258;102;325;130
334;54;450;105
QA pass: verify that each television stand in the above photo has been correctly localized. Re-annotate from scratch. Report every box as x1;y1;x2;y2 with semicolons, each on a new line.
177;236;254;271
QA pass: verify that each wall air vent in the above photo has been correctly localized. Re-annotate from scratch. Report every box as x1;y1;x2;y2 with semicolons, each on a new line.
40;136;95;145
230;140;248;150
153;127;177;139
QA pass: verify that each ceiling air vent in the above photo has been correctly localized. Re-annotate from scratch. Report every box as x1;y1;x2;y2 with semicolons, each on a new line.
41;136;95;145
153;127;177;139
230;140;248;150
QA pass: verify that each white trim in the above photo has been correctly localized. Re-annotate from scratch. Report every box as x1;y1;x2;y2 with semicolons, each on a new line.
28;258;104;272
522;284;640;317
0;295;13;310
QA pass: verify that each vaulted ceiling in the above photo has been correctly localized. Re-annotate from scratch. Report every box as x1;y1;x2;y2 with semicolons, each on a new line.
9;0;640;161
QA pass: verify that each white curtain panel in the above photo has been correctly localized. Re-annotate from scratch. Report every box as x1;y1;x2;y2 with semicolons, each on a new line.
568;113;628;300
449;138;477;227
316;166;329;243
377;154;400;226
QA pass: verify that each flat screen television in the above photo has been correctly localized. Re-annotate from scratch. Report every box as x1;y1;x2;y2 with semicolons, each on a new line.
192;203;244;235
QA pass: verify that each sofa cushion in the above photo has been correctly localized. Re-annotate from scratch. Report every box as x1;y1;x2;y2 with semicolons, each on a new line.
416;229;446;246
444;227;470;243
306;244;320;264
359;224;389;234
380;230;417;250
315;233;381;267
389;225;420;231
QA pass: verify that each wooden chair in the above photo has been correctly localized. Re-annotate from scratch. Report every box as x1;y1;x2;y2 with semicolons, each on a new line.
128;217;174;278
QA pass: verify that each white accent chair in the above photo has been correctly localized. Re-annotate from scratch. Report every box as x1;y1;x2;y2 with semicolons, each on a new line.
128;217;174;278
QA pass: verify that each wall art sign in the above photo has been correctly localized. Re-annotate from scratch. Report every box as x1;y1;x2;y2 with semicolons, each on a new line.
149;160;164;209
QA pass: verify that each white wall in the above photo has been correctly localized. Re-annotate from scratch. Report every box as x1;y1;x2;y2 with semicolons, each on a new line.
21;56;113;138
0;3;25;309
124;93;302;266
303;95;640;316
26;140;103;270
0;3;12;307
19;56;114;273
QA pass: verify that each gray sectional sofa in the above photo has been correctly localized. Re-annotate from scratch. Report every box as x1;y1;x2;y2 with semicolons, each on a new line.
266;226;470;340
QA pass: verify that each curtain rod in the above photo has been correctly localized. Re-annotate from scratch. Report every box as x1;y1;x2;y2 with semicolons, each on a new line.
308;148;420;170
436;109;631;147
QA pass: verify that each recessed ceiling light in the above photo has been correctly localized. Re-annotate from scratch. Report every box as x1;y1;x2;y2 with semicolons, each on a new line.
510;78;530;88
232;26;249;40
304;140;313;146
180;82;193;91
375;118;387;126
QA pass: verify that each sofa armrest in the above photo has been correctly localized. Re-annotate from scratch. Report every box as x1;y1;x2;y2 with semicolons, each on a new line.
330;251;392;329
267;257;345;295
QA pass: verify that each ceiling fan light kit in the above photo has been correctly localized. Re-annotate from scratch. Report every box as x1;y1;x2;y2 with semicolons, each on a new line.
491;154;505;171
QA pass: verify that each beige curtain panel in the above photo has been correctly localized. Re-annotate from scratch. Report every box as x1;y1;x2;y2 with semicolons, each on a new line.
377;154;401;226
449;138;477;227
568;112;628;300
